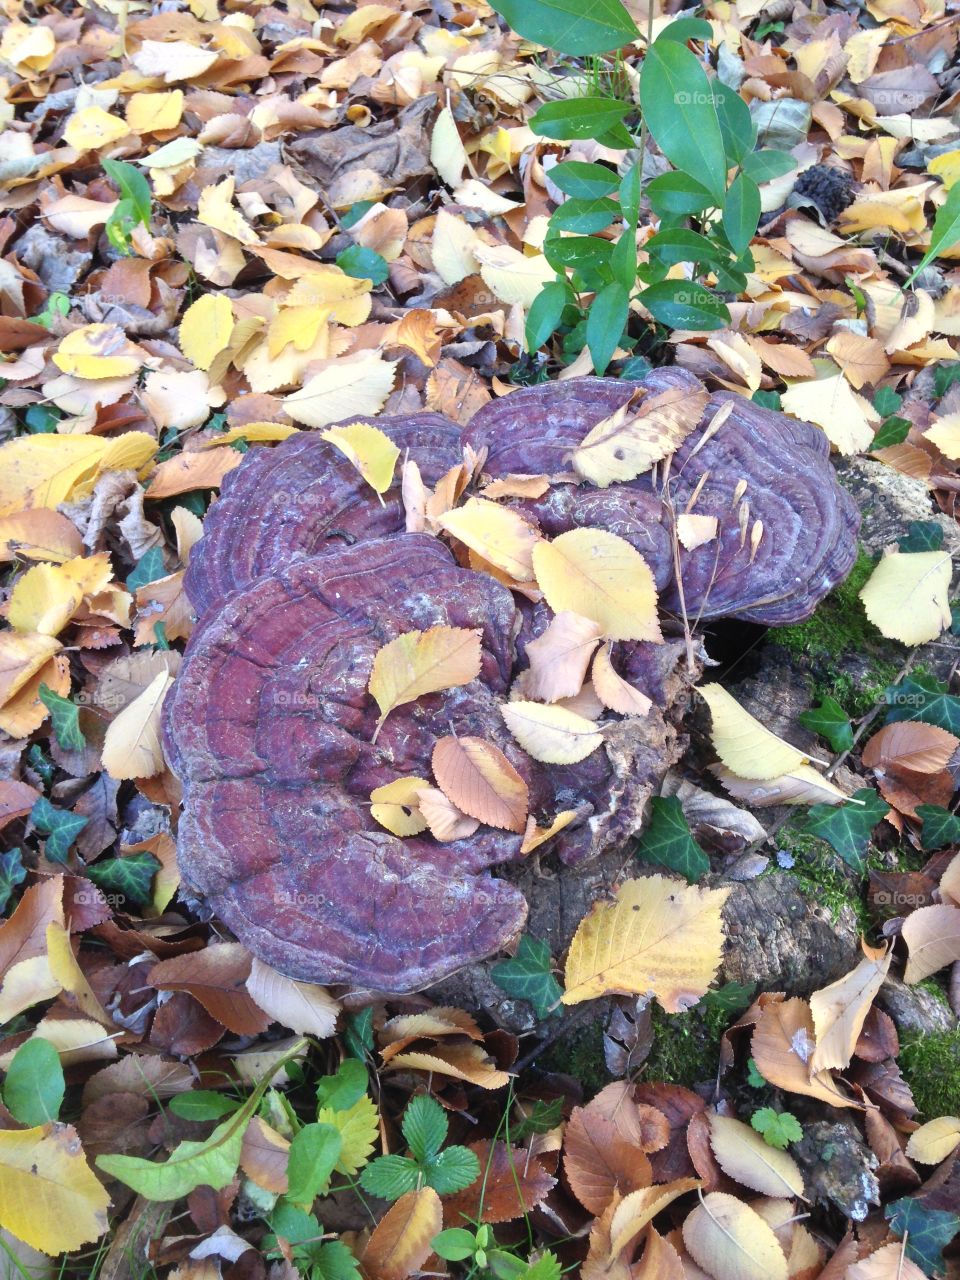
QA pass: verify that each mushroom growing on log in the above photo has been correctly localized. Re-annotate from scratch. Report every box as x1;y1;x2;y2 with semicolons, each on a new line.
165;371;859;991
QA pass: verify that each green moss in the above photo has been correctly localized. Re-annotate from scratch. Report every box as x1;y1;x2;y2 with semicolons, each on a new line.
774;548;899;717
776;829;871;931
899;1029;960;1119
540;1022;609;1095
641;1004;728;1090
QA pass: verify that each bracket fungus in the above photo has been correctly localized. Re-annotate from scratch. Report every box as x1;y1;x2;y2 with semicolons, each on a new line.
165;372;859;991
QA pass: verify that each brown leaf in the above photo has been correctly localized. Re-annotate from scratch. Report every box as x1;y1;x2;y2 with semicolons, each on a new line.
149;943;270;1036
444;1141;555;1224
862;722;960;775
362;1187;442;1280
902;903;960;982
809;941;892;1074
751;997;861;1108
592;644;653;717
413;785;480;842
431;734;529;833
563;1105;653;1214
240;1116;290;1194
520;611;603;703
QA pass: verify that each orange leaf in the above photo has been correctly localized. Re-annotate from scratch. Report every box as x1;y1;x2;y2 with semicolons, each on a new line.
432;735;528;833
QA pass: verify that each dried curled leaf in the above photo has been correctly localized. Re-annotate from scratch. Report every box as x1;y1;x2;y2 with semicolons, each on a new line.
432;735;528;833
501;701;604;765
414;786;480;843
533;528;662;642
901;903;960;983
563;876;730;1010
368;626;482;739
700;684;810;781
522;612;603;703
592;644;653;717
809;942;891;1074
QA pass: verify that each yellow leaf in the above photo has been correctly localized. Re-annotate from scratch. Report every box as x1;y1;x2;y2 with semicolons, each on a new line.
809;942;892;1074
0;510;83;565
0;436;105;514
100;671;173;779
52;324;143;380
924;412;960;459
0;22;56;72
336;2;396;43
501;700;603;765
141;369;216;431
905;1116;960;1165
0;654;70;739
362;1187;442;1280
563;876;730;1009
267;304;330;358
532;528;662;643
431;105;469;188
368;626;482;739
438;497;541;582
699;683;810;781
780;364;878;454
126;90;184;133
0;1124;110;1256
197;177;260;246
179;294;235;371
317;1095;379;1176
859;551;952;645
432;735;529;833
283;352;398;428
0;632;61;707
198;422;299;448
682;1192;788;1280
63;106;129;152
46;922;112;1026
572;383;708;487
321;421;400;498
608;1180;702;1259
473;242;556;309
707;1113;805;1199
8;554;113;636
929;148;960;190
130;38;219;82
707;334;763;391
370;777;431;837
520;809;578;855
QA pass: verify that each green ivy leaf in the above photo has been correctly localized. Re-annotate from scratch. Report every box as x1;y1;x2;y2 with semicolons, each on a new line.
127;545;166;591
798;696;854;753
635;795;709;882
344;1006;374;1061
359;1154;420;1201
934;362;960;399
316;1058;368;1112
885;674;960;735
38;683;85;752
871;415;911;449
490;934;562;1019
885;1198;960;1276
701;981;756;1016
751;389;781;411
30;796;88;864
916;804;960;851
873;385;903;416
898;521;944;553
489;0;639;55
403;1094;447;1163
2;1038;65;1125
751;1108;802;1149
336;244;390;286
287;1123;343;1205
86;852;160;907
801;788;889;870
424;1145;481;1196
0;848;26;915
